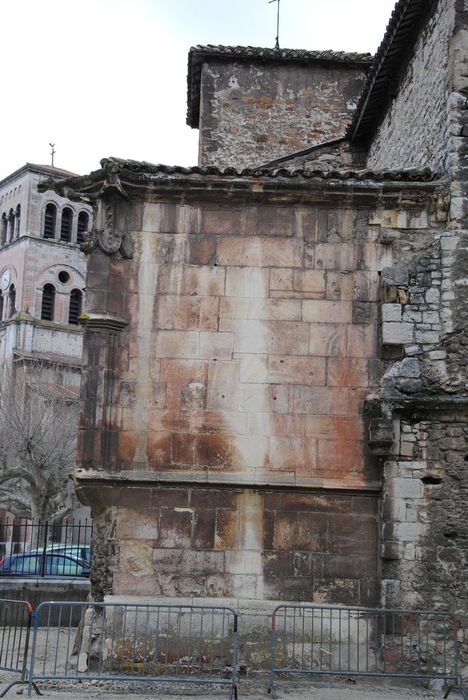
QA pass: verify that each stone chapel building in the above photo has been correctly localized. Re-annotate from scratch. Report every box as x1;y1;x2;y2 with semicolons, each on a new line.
44;0;468;619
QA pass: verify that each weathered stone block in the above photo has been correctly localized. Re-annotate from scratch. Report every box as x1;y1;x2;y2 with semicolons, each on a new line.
293;270;326;293
269;437;317;471
199;331;233;360
220;297;301;321
317;439;363;471
302;300;352;323
327;358;368;387
268;355;326;385
392;478;423;499
269;268;293;291
155;331;199;358
225;266;269;297
156;295;219;330
159;265;225;296
382;303;403;322
239;384;290;413
347;324;377;357
309;323;347;356
220;319;309;354
217;236;303;267
382;322;414;345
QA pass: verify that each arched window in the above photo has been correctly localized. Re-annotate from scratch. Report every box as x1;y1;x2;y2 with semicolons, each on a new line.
1;215;6;245
8;284;15;318
43;204;57;239
60;207;73;242
68;289;82;325
8;209;14;242
77;211;89;244
15;205;21;238
41;284;55;321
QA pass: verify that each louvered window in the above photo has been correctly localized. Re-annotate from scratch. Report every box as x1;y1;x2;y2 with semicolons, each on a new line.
44;204;57;239
41;284;55;321
1;215;6;245
77;211;89;244
0;293;3;321
60;207;73;242
68;289;82;325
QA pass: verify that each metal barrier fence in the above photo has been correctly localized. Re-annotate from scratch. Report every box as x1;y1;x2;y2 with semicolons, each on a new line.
28;601;238;698
268;604;459;698
0;518;92;578
0;599;40;697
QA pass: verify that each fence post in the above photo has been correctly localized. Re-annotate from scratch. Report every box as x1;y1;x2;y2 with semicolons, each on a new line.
0;600;41;698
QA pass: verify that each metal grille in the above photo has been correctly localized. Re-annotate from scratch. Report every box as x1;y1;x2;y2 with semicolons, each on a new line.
0;518;92;578
0;598;41;697
269;604;459;698
29;601;238;698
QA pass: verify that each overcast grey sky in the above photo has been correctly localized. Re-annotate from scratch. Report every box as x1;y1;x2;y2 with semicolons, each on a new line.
1;0;396;180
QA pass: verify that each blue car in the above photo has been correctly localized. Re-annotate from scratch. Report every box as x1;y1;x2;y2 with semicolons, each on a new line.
0;552;89;577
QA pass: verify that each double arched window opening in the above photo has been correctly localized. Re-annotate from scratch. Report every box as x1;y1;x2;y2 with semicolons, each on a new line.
40;284;83;325
0;205;21;245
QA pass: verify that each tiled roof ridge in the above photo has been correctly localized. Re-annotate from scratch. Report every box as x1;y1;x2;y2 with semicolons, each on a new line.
98;156;439;183
189;44;373;63
187;44;373;128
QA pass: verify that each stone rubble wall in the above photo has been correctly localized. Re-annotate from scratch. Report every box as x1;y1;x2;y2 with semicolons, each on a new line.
199;61;367;169
367;0;455;174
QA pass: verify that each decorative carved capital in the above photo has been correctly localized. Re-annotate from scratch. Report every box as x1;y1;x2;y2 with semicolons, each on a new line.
80;227;133;258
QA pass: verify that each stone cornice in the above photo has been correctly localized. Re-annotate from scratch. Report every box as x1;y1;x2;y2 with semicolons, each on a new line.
41;157;447;209
74;468;381;494
80;312;128;332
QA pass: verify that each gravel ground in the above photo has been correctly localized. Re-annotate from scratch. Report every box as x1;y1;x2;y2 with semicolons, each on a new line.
0;673;460;699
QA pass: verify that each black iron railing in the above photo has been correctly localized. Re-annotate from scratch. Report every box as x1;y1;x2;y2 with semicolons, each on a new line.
0;519;92;578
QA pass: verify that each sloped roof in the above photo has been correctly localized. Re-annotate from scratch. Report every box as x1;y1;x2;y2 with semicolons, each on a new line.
0;162;78;188
187;44;373;128
349;0;435;141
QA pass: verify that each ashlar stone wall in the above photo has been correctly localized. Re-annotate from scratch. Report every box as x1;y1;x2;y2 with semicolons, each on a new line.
74;166;441;607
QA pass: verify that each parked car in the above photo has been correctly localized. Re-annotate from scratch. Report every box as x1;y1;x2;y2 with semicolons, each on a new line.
0;552;89;577
38;544;90;563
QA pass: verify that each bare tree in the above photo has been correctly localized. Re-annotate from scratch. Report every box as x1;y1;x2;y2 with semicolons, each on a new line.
0;359;81;522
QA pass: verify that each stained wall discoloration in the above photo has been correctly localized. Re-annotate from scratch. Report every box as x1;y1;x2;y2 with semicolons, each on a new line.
198;60;368;169
83;485;379;606
90;196;398;490
75;165;443;606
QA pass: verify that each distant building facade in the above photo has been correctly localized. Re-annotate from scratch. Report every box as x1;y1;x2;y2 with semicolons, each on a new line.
0;163;90;371
0;163;92;522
